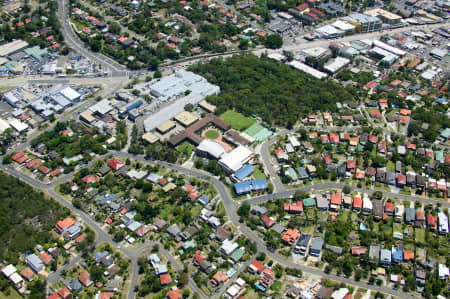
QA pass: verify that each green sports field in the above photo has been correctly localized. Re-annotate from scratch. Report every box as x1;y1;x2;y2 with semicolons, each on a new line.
220;110;256;131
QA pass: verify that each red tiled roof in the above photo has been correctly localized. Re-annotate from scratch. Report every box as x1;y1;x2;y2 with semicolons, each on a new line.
351;247;367;255
57;286;72;299
107;158;125;171
353;195;362;209
75;233;86;243
261;215;276;228
160;273;172;285
284;201;303;213
56;217;77;233
79;270;92;287
40;252;53;265
100;293;114;299
331;192;342;205
48;293;62;299
167;288;181;299
251;260;265;273
384;202;394;213
82;175;99;184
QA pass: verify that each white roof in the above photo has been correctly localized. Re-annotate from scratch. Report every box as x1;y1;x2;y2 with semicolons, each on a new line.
288;136;300;147
197;139;226;159
2;264;17;278
9;272;23;285
0;40;28;57
289;61;328;80
372;40;406;56
316;24;343;37
0;118;10;133
331;288;349;299
59;86;80;101
324;57;350;73
301;46;328;58
9;119;28;132
89;99;113;115
332;20;356;31
421;68;440;81
219;145;253;172
221;239;238;255
267;53;286;62
226;285;240;297
362;196;373;210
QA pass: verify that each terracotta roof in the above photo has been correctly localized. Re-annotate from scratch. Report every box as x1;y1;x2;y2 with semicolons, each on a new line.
160;273;172;285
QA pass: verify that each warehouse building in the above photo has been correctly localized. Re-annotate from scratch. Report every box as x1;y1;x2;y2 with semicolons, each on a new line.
149;70;219;102
324;57;350;74
316;24;343;39
144;71;219;132
289;61;328;79
0;40;29;57
372;40;406;56
369;47;399;65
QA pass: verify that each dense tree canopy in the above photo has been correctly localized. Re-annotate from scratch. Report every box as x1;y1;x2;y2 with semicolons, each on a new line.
0;172;69;264
190;54;355;127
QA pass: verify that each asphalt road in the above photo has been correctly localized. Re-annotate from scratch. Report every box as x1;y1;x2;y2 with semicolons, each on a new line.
58;0;127;77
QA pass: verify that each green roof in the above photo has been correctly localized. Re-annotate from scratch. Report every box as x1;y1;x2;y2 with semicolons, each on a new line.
285;168;298;181
230;247;245;262
441;128;450;139
435;151;444;162
25;46;49;61
303;198;316;207
94;194;104;202
182;240;196;250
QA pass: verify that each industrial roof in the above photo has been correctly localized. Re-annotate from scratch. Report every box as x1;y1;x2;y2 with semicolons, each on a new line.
0;39;28;57
9;119;28;132
289;61;328;79
89;99;113;115
324;57;350;73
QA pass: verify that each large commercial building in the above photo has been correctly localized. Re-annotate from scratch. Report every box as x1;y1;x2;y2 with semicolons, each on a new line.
364;8;402;25
219;145;253;173
144;71;220;132
149;70;219;102
0;40;29;57
343;13;381;33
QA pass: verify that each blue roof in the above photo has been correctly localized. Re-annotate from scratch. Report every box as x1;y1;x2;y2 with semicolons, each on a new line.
252;179;268;191
233;164;254;181
198;194;210;206
255;283;266;292
234;181;252;195
391;247;403;263
234;179;268;195
437;97;446;103
94;251;109;262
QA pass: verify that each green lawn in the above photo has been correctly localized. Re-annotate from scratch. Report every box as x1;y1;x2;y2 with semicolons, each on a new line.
176;141;195;156
271;280;283;291
415;228;426;243
220;110;256;131
205;130;219;139
0;288;22;299
253;165;266;180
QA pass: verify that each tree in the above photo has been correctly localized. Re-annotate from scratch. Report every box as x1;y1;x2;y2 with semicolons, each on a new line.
184;103;194;111
343;185;351;194
265;34;283;49
154;70;162;78
237;203;250;217
239;39;249;50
